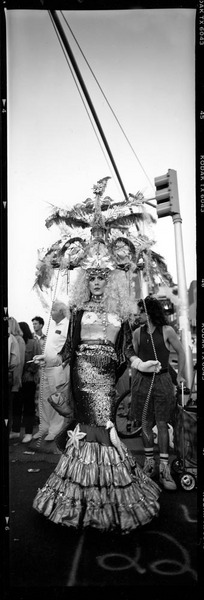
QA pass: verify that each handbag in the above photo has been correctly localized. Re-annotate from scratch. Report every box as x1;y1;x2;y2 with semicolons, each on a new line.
47;380;73;418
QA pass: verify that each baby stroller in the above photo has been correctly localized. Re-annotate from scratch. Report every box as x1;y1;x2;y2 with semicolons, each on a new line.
171;372;197;491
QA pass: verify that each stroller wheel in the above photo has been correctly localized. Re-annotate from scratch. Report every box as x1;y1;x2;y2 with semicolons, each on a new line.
180;472;196;491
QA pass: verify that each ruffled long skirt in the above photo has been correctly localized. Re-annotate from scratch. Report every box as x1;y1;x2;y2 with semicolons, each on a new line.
33;343;160;534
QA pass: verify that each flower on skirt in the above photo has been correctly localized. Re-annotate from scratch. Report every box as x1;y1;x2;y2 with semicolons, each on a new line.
106;420;125;460
66;424;87;450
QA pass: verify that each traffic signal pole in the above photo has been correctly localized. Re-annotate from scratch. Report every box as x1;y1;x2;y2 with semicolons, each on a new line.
154;170;193;388
172;213;193;388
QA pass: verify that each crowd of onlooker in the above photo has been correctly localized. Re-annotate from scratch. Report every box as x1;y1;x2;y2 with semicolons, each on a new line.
8;316;43;443
8;303;69;444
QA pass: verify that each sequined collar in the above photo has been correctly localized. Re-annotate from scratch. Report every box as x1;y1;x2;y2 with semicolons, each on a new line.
83;295;106;313
91;294;103;303
84;300;105;313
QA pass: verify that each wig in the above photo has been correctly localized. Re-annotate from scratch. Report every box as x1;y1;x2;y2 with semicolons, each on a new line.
68;268;137;322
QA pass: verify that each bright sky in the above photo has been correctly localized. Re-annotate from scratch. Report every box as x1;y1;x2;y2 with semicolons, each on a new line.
7;8;196;329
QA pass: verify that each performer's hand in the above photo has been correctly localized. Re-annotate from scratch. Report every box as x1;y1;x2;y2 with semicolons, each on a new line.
139;360;161;373
176;375;186;387
33;354;46;366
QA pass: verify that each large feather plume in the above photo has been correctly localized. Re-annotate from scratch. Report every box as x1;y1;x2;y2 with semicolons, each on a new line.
33;177;174;292
45;186;156;234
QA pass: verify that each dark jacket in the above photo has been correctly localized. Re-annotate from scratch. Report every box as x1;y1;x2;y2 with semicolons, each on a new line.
59;307;135;381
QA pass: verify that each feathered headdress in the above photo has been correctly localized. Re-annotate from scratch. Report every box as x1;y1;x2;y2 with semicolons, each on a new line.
33;177;174;292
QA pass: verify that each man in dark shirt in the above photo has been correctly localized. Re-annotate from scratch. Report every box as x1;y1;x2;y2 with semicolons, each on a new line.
131;296;185;491
32;316;46;424
32;316;46;350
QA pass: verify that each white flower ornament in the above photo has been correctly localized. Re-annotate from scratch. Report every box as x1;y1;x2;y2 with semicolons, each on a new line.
106;420;125;460
66;424;87;450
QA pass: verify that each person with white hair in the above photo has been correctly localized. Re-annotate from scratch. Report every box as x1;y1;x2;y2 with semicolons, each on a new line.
33;300;69;442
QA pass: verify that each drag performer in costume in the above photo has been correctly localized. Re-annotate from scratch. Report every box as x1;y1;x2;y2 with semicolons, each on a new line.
32;179;162;534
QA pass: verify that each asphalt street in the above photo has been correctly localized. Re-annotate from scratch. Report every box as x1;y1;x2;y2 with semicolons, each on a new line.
5;426;199;596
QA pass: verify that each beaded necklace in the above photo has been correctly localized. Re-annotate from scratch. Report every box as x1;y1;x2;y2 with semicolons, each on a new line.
85;294;105;313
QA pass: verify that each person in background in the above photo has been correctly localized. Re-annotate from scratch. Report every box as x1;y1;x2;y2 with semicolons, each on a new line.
32;316;46;423
130;296;186;491
8;322;20;390
9;318;26;438
32;316;46;350
33;301;69;442
9;322;41;443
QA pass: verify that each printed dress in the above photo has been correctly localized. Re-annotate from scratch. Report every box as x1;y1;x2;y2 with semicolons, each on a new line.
33;307;160;534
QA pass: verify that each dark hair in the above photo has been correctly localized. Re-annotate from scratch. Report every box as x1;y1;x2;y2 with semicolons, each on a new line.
19;322;33;343
138;296;168;326
32;316;44;327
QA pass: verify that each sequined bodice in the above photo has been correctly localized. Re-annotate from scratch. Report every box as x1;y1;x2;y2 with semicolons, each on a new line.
72;310;121;426
81;311;121;345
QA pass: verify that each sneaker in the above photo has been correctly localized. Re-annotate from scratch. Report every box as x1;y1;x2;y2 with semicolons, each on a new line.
32;431;47;440
159;462;177;490
32;431;41;440
44;434;55;441
143;457;157;478
22;434;33;443
9;432;20;439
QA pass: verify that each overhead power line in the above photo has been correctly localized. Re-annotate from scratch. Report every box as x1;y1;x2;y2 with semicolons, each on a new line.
61;11;155;193
49;10;129;200
49;11;115;180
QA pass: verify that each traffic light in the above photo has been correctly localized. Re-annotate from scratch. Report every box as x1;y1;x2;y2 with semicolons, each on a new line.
154;169;180;218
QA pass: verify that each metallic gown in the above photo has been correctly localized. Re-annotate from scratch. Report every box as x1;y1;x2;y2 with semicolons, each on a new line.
33;310;160;534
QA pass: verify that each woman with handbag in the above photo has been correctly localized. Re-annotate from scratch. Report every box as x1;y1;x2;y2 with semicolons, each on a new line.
11;322;41;443
32;256;162;534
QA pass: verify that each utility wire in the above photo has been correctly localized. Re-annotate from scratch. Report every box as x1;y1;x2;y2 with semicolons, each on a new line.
61;10;155;194
48;12;119;193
